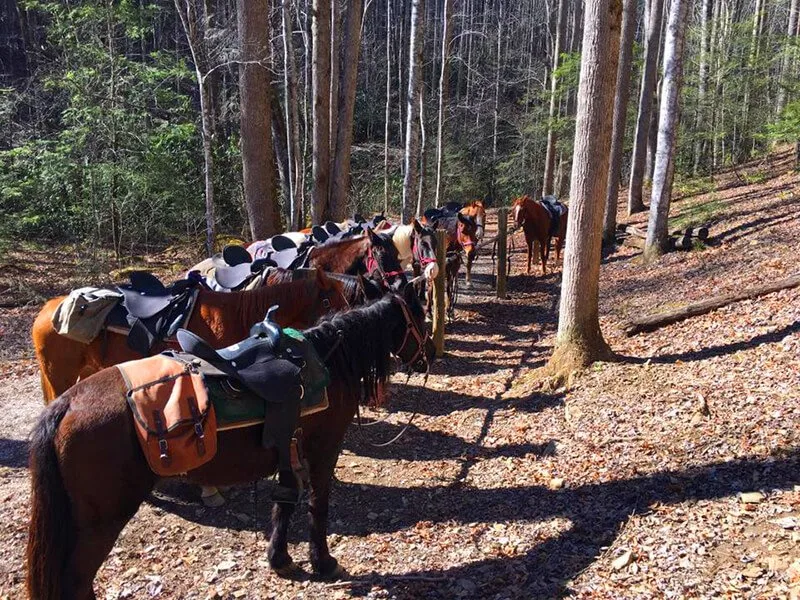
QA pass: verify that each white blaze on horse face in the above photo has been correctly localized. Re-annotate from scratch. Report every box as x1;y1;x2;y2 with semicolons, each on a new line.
477;213;486;240
424;261;439;280
513;204;523;228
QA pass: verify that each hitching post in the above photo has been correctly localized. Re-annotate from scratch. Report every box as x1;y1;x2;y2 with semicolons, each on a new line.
497;208;508;299
432;229;446;357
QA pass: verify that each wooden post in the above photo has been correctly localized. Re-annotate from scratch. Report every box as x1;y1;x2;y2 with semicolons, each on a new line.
432;229;446;357
496;207;508;299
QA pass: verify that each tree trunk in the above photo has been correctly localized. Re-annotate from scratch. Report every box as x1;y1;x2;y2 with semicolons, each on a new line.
384;0;392;213
602;0;636;245
402;0;425;223
627;0;664;215
542;0;569;196
271;93;291;218
329;0;365;221
282;0;302;229
174;0;216;255
311;0;331;223
238;0;279;240
644;0;690;260
777;0;800;116
550;0;621;375
692;0;713;175
417;91;427;215
491;0;504;200
433;0;455;208
329;0;341;170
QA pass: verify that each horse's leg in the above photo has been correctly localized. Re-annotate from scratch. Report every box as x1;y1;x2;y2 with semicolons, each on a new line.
526;239;533;274
268;470;301;576
307;447;343;578
465;252;472;287
540;237;548;276
70;519;135;599
201;485;226;507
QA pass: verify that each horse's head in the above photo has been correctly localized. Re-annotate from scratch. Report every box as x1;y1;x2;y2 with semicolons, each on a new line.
411;218;439;281
512;196;529;229
456;212;479;262
392;280;435;373
365;228;408;291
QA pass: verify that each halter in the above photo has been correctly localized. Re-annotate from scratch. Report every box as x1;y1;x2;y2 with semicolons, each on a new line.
412;237;437;267
365;245;405;287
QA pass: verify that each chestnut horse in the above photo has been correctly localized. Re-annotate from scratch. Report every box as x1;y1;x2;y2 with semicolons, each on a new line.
306;228;407;289
512;195;568;275
27;286;433;599
32;271;348;403
421;212;480;286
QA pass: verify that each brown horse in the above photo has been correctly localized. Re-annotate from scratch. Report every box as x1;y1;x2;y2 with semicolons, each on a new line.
459;200;486;285
512;195;568;275
26;286;433;599
306;228;407;289
421;211;480;285
32;270;348;403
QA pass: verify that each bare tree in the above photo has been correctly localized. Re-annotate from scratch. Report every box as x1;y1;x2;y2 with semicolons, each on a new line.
548;0;621;377
402;0;425;223
384;0;392;212
602;0;636;244
627;0;664;215
330;0;366;221
311;0;331;223
238;0;279;240
433;0;455;207
777;0;800;116
644;0;690;259
692;0;713;175
282;0;302;229
542;0;569;196
174;0;216;255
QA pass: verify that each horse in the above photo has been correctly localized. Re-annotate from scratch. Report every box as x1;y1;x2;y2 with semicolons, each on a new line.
32;271;348;404
460;200;487;241
306;227;407;290
266;269;385;305
512;195;568;276
26;285;433;599
388;218;439;281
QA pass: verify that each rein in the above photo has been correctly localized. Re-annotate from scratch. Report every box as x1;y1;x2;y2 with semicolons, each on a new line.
365;245;404;287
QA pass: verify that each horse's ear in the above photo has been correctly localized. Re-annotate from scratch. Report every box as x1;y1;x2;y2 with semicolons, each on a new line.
359;273;383;300
314;267;329;289
367;227;381;244
412;218;424;234
403;278;419;305
457;212;470;225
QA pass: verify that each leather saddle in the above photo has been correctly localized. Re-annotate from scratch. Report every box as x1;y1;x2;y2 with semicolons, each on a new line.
424;202;464;224
116;271;200;355
538;195;566;236
212;238;315;291
174;306;307;476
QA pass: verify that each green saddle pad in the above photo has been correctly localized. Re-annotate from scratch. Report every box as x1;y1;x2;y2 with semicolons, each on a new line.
208;328;330;426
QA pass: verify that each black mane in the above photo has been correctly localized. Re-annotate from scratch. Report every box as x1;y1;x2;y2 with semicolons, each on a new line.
302;295;401;404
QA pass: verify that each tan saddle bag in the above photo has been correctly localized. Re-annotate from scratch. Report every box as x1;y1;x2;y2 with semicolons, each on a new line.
117;354;217;476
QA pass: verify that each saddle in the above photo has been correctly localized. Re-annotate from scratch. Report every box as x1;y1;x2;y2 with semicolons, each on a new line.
538;195;567;237
121;306;330;496
113;271;200;355
423;202;463;224
209;240;314;291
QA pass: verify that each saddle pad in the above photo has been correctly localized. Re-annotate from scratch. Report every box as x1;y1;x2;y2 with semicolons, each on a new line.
118;354;217;476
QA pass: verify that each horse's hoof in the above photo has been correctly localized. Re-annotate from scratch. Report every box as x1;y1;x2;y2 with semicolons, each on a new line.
201;490;226;508
313;557;345;580
272;560;306;579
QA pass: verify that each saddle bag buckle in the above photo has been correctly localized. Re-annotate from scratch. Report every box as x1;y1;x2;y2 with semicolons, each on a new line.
187;396;206;457
153;411;171;466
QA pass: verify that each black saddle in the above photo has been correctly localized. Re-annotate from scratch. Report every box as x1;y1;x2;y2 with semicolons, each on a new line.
115;272;199;355
538;196;567;236
222;244;252;267
424;202;463;224
271;234;298;252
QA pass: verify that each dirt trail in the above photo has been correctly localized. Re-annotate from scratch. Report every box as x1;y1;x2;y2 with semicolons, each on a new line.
2;153;800;598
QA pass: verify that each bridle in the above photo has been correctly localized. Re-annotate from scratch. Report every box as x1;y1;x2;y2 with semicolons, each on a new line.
412;235;437;269
365;243;405;288
393;292;430;373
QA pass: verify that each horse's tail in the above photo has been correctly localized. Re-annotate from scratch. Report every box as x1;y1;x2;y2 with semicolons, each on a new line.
32;297;87;403
26;396;73;600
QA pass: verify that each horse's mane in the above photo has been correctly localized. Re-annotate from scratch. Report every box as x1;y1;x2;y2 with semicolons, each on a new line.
303;295;399;405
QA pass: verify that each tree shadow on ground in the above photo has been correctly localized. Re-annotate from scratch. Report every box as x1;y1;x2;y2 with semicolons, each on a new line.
0;438;29;469
618;320;800;365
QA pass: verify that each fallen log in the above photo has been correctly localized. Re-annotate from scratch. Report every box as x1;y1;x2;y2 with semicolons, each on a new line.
624;273;800;336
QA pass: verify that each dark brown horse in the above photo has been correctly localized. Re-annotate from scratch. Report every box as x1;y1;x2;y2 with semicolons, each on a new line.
306;228;407;290
32;270;348;403
27;286;433;599
421;211;480;286
512;195;568;275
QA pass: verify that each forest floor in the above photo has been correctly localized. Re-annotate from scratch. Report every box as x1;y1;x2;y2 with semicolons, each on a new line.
1;149;800;599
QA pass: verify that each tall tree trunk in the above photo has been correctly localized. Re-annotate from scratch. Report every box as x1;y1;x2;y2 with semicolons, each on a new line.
549;0;621;375
417;91;427;215
644;0;690;259
542;0;569;196
433;0;455;207
693;0;713;175
282;0;302;229
272;93;291;218
384;0;392;213
602;0;636;244
329;0;341;172
174;0;216;255
627;0;664;215
330;0;366;221
491;0;504;201
777;0;800;115
311;0;331;223
238;0;279;240
402;0;425;223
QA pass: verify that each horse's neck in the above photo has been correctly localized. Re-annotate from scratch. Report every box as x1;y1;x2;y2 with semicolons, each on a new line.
392;226;413;269
312;237;366;272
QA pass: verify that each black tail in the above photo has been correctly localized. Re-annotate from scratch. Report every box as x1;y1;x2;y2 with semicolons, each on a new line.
26;396;73;600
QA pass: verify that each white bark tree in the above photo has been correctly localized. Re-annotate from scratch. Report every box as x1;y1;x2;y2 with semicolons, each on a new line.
402;0;425;223
644;0;691;259
311;0;331;223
